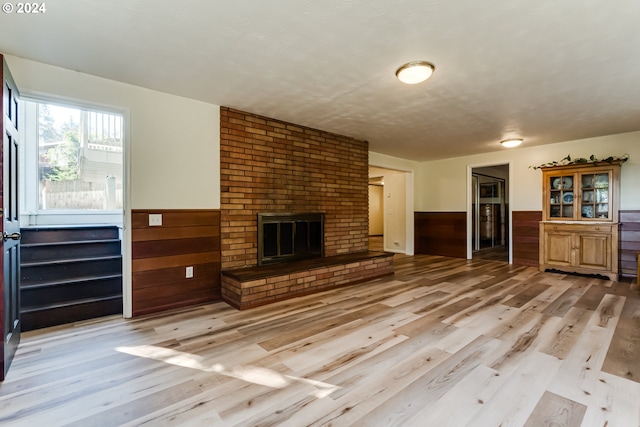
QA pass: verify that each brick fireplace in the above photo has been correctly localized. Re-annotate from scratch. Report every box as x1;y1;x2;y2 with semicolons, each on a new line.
220;107;393;308
220;107;370;269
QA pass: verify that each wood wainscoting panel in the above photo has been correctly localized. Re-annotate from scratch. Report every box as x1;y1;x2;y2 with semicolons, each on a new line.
620;210;640;279
131;209;221;316
414;212;466;258
512;210;542;267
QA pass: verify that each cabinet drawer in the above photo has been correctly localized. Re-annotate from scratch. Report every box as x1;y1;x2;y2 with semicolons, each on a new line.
544;224;612;234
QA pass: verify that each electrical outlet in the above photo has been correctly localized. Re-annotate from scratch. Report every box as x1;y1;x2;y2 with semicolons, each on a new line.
149;214;162;226
186;266;194;278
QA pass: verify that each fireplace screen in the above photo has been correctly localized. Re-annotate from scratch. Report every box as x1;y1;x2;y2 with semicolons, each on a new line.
258;213;324;265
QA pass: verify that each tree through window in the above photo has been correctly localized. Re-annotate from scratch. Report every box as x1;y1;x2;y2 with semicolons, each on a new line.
37;102;123;210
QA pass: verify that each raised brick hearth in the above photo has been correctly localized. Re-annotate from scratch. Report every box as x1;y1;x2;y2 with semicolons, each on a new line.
220;107;390;308
221;251;394;310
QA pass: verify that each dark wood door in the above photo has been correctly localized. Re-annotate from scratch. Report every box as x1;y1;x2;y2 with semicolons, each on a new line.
1;55;21;381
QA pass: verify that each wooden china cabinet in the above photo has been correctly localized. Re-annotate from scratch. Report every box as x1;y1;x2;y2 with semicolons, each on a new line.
539;161;622;280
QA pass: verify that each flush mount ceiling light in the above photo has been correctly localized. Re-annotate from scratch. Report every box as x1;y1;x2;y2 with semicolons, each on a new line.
395;61;435;84
500;138;523;148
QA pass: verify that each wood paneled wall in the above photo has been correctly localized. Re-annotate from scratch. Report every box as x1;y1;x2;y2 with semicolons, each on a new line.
512;211;542;267
131;209;221;316
413;209;638;278
620;210;640;278
414;212;467;258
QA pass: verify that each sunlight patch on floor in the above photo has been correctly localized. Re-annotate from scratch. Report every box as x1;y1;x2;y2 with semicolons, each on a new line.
116;345;341;398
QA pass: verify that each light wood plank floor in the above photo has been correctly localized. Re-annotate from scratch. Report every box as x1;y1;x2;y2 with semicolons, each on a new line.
1;253;639;426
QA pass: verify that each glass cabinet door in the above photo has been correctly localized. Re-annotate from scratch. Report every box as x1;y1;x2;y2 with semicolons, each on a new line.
549;175;575;219
580;172;610;220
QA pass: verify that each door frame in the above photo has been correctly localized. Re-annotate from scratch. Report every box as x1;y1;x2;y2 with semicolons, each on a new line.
466;162;513;263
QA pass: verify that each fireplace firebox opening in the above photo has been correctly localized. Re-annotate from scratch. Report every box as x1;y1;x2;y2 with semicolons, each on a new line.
257;213;324;265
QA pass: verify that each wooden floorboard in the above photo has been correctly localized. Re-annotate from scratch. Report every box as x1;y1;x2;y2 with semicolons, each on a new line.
523;391;587;427
2;249;640;426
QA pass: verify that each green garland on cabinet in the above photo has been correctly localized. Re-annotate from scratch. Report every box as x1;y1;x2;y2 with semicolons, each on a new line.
530;153;629;170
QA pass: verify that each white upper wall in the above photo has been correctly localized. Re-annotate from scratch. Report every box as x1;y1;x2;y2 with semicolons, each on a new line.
5;55;220;209
413;132;640;212
369;151;420;173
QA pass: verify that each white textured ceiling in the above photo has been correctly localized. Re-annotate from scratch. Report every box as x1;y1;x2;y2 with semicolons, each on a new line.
1;0;639;161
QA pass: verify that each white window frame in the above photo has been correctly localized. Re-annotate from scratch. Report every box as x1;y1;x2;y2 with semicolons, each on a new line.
20;96;125;226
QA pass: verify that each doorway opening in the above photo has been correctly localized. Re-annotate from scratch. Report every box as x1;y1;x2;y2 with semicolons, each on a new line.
368;176;384;252
368;166;413;255
471;165;509;262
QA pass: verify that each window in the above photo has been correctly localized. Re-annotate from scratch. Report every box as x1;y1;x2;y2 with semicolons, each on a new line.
20;99;125;226
36;102;123;210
